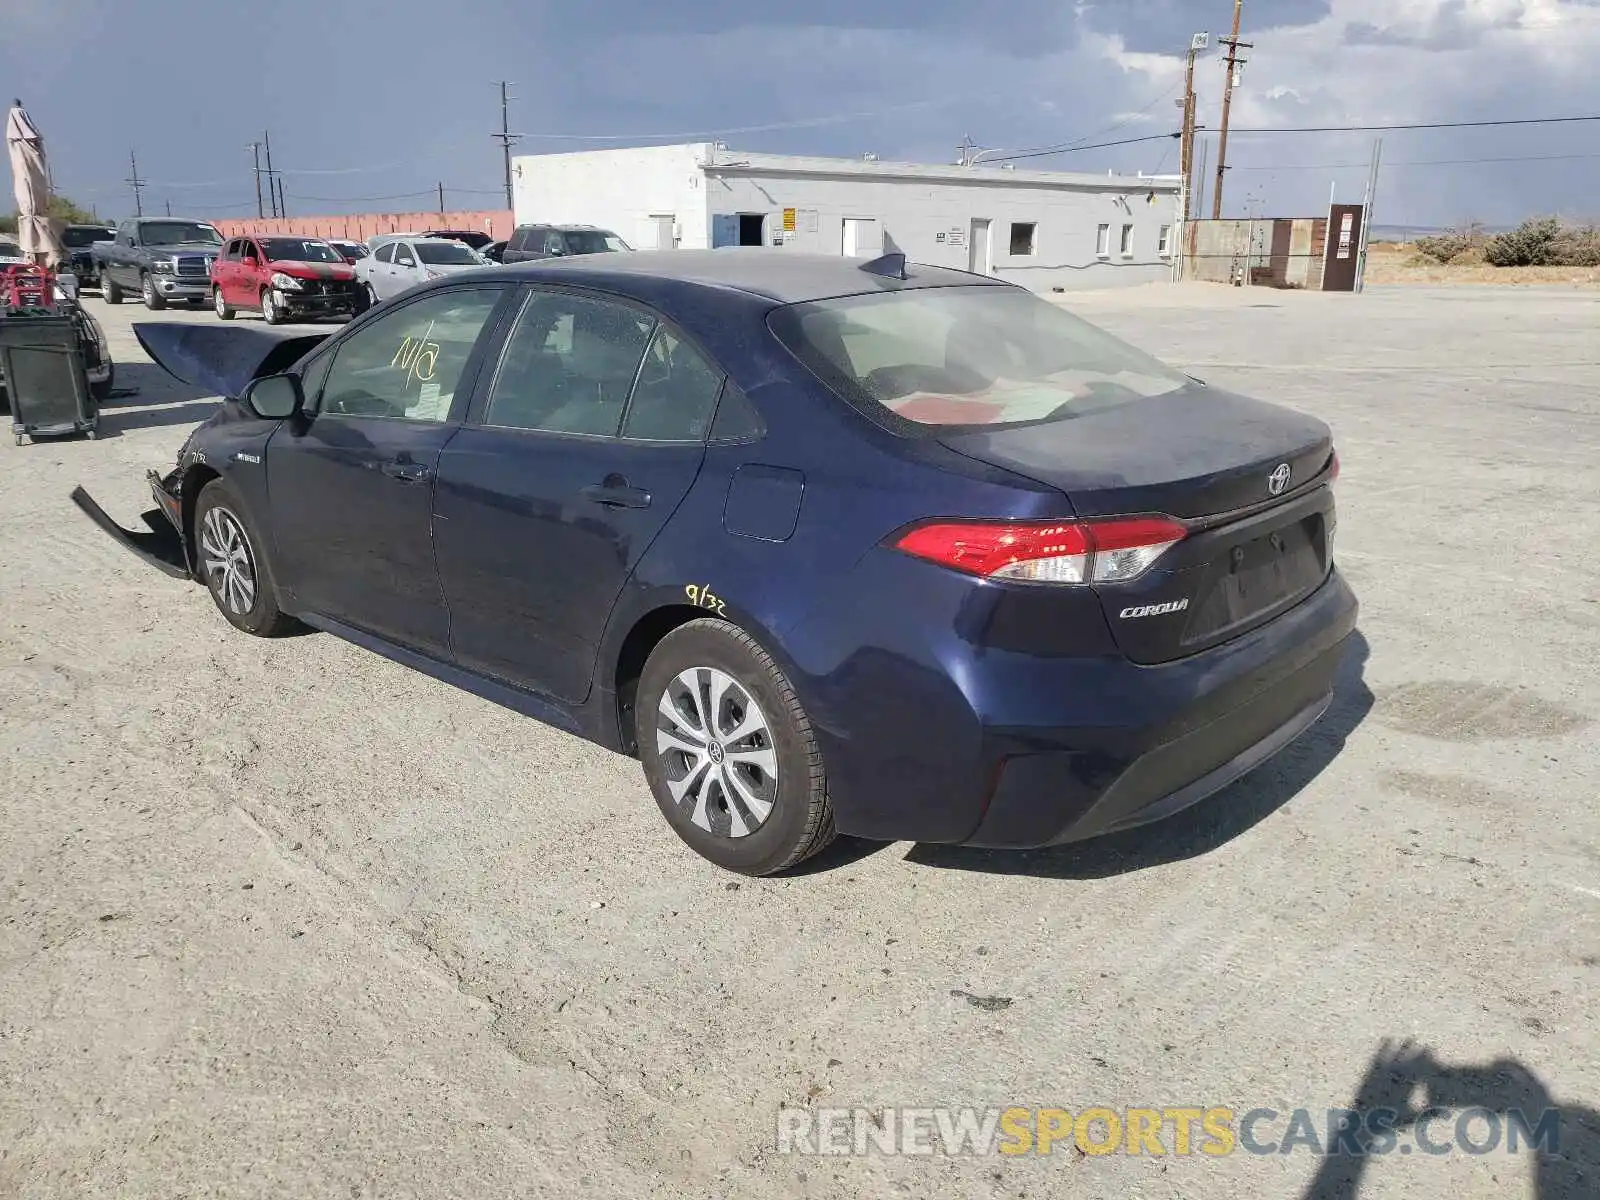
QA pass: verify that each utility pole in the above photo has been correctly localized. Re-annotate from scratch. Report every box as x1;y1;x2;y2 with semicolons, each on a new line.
263;129;279;218
1195;138;1209;222
126;150;146;217
492;82;521;211
248;142;265;218
1355;137;1383;293
438;181;446;215
276;175;288;220
164;199;172;217
957;134;977;167
1178;32;1208;216
1212;0;1252;219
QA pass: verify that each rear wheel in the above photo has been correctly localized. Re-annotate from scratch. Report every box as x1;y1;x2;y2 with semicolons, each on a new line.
101;272;122;304
213;287;235;320
141;274;166;310
193;480;299;637
637;619;834;875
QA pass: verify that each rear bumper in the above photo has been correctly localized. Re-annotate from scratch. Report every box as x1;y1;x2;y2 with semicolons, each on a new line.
69;473;190;580
961;570;1358;848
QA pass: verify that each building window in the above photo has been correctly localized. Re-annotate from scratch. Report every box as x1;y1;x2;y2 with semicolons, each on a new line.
1008;222;1037;256
1158;225;1172;257
1096;224;1111;259
1120;224;1135;257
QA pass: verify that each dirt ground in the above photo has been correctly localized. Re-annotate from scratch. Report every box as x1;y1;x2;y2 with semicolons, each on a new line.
2;284;1597;1199
1361;242;1600;287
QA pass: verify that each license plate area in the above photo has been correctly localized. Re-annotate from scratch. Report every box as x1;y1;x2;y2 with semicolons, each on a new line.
1181;513;1327;647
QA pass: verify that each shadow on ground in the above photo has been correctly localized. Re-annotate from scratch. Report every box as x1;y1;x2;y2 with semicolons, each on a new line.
1302;1040;1599;1199
91;363;218;436
887;629;1373;880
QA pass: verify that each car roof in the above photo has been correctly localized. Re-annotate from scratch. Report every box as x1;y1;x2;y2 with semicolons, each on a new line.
475;248;1005;305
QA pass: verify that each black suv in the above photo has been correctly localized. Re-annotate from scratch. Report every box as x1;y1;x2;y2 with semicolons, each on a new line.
61;224;119;286
501;223;631;263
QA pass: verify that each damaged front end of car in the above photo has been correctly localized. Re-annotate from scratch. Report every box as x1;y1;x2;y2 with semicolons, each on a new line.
70;464;192;580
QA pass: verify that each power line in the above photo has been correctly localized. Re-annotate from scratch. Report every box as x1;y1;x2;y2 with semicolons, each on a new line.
1227;113;1600;135
980;132;1180;164
1230;150;1600;172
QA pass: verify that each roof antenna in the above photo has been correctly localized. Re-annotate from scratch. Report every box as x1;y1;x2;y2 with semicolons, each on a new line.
859;251;907;280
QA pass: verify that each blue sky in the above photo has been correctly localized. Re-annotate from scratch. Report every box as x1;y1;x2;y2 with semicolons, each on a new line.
6;0;1599;228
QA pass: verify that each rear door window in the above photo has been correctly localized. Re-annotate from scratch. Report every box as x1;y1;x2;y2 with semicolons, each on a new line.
481;290;655;436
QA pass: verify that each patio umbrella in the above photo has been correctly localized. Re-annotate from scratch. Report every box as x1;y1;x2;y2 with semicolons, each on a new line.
6;100;66;268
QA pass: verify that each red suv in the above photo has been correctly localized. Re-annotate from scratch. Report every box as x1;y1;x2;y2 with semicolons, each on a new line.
209;235;365;324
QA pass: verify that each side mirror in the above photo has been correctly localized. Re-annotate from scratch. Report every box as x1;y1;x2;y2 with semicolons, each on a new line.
242;374;303;421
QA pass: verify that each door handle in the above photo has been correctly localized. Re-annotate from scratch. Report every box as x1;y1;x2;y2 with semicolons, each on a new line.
581;482;652;509
381;460;432;483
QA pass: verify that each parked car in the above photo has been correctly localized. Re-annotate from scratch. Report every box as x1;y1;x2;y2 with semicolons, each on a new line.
210;235;366;325
501;223;630;263
419;228;494;250
72;250;1356;876
327;239;370;264
61;224;119;287
93;218;225;309
352;235;487;304
479;240;507;263
0;235;24;265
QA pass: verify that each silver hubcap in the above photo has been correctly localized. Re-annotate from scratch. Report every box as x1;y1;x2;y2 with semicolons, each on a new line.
215;289;225;315
656;667;778;838
199;506;257;616
262;292;275;320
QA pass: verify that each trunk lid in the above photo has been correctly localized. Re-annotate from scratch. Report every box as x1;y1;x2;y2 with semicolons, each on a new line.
941;384;1337;664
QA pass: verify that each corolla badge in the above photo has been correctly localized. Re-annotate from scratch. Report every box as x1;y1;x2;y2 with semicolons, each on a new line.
1267;463;1292;496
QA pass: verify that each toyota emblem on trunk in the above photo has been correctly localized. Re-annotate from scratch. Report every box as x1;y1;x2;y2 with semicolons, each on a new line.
1267;463;1292;496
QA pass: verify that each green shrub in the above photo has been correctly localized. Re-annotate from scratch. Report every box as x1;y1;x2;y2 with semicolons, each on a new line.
1485;217;1562;266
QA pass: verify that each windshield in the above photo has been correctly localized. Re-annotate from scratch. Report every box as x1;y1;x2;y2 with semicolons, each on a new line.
769;285;1190;432
63;227;117;248
564;230;630;254
414;240;482;266
0;238;22;259
261;238;343;263
140;221;223;247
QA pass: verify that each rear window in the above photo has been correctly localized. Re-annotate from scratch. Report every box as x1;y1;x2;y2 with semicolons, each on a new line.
768;285;1189;433
63;227;116;248
414;240;482;265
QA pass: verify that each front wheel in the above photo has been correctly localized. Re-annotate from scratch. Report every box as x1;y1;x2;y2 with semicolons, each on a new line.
193;480;300;637
637;619;834;875
260;289;284;325
141;274;166;310
213;287;235;320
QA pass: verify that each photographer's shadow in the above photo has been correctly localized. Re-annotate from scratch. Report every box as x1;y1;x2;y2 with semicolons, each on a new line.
1305;1040;1600;1200
905;629;1373;879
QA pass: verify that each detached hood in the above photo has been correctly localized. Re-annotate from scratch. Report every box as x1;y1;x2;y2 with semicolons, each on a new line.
269;259;357;281
134;323;330;399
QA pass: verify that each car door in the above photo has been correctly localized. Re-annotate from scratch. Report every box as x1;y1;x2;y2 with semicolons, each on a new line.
365;242;394;297
112;224;137;287
391;242;423;296
265;284;511;656
240;238;266;306
215;239;239;300
433;287;721;703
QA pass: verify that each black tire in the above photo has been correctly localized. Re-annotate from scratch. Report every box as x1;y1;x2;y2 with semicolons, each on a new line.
101;272;123;304
192;480;299;637
90;363;116;402
141;274;166;310
364;284;379;311
637;619;834;875
213;287;235;320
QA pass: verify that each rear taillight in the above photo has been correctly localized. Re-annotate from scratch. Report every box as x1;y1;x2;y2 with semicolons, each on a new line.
1329;450;1340;482
893;517;1187;585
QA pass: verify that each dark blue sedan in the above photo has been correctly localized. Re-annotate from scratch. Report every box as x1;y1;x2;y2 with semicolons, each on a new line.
73;249;1357;875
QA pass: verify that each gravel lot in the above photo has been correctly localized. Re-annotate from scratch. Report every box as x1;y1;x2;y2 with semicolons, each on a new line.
2;284;1597;1199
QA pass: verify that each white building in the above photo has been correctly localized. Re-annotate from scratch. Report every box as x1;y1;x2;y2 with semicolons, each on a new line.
510;144;1181;291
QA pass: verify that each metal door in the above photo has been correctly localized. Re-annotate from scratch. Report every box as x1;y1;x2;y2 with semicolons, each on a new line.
651;215;676;250
841;218;879;258
968;219;993;274
1322;204;1364;292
